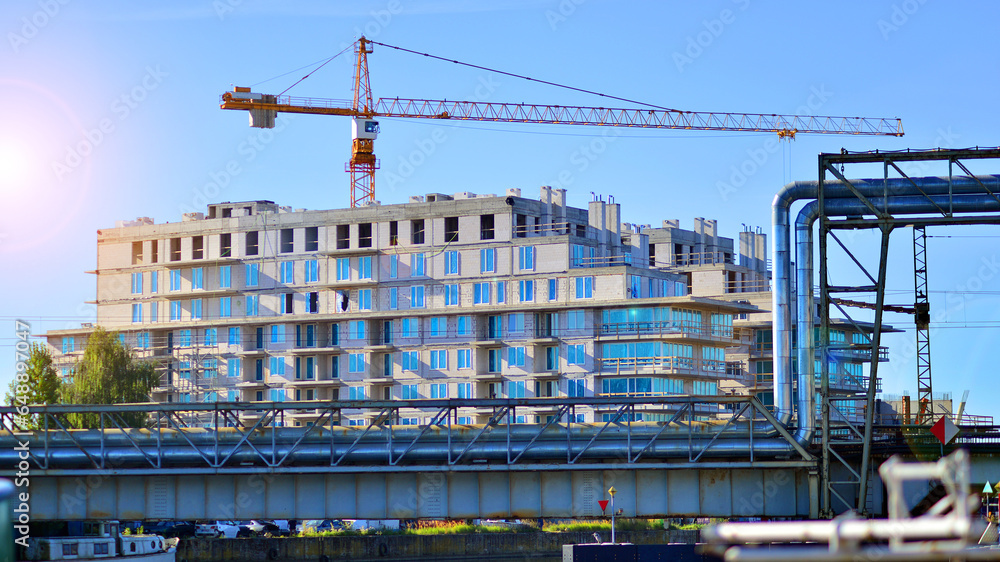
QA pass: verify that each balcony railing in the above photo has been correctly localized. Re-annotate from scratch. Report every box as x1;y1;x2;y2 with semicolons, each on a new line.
749;342;773;358
828;345;890;362
878;412;995;426
599;321;745;343
751;373;773;388
747;343;889;362
598;356;727;376
478;326;504;340
513;221;580;238
749;372;881;393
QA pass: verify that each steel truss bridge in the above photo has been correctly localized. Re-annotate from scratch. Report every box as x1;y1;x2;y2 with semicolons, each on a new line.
3;398;999;522
1;397;821;521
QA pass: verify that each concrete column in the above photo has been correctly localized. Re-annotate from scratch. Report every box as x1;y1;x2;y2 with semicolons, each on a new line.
607;203;621;258
540;186;552;232
588;201;607;259
553;188;567;232
755;232;768;275
694;218;706;265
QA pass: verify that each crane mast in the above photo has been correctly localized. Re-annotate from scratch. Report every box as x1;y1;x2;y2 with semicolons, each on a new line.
220;37;904;207
349;37;378;208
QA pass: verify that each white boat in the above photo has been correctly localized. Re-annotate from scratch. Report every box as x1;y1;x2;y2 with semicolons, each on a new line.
17;521;175;562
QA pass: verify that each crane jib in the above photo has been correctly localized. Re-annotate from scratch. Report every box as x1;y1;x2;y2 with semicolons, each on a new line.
222;94;903;136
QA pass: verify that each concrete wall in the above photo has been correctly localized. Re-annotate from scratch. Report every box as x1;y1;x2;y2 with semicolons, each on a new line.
176;529;699;562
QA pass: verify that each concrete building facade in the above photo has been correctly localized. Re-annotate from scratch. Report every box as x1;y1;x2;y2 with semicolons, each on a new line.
45;187;756;426
642;218;888;424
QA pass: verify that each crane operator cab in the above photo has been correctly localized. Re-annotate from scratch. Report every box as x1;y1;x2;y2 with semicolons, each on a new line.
352;118;379;140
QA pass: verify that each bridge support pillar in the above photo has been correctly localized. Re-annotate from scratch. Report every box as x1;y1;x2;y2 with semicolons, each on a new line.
808;469;820;519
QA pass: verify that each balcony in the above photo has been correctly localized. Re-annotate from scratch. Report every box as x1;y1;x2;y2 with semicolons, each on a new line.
598;356;719;377
598;322;748;344
530;325;559;344
751;372;773;390
283;375;327;387
283;377;343;387
365;327;395;352
287;344;341;355
475;326;504;346
827;373;881;393
513;220;575;238
828;344;890;362
748;342;773;359
235;379;268;389
749;372;882;394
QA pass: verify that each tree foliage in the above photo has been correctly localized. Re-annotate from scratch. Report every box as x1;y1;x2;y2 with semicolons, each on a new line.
5;343;61;430
61;327;158;428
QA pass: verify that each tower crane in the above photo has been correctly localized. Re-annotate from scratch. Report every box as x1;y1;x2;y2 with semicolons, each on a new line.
220;37;904;207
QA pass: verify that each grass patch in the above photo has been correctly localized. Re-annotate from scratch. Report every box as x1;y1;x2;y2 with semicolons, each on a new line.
298;520;529;537
670;522;707;531
543;519;664;533
297;518;681;537
409;523;521;535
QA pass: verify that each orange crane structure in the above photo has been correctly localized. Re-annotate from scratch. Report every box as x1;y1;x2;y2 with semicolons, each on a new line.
220;37;904;207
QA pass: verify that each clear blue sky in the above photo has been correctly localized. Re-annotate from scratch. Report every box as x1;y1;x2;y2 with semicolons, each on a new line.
2;1;999;418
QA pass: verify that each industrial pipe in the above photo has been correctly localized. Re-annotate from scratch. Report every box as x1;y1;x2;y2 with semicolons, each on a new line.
772;175;1000;444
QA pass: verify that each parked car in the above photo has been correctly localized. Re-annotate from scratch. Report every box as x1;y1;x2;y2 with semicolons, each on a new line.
244;520;282;536
300;520;341;534
146;521;195;539
141;521;172;535
216;521;241;538
195;521;241;538
345;519;399;531
235;522;254;537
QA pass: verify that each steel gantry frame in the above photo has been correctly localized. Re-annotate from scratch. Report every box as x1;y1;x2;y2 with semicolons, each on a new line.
0;396;814;476
816;147;1000;516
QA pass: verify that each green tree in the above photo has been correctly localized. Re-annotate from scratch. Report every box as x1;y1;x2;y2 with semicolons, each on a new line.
5;343;62;429
62;327;158;428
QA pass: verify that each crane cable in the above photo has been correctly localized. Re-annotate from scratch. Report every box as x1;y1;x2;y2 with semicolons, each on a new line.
368;40;678;112
276;43;356;97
